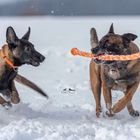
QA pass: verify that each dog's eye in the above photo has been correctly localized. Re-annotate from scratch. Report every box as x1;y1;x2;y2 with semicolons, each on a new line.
102;43;110;49
106;42;111;46
25;46;30;52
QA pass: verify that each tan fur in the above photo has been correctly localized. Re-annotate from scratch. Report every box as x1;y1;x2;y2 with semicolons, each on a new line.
90;29;140;117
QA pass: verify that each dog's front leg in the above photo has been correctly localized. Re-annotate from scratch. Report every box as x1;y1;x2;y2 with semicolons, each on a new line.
10;81;20;104
0;94;12;109
90;61;102;117
102;83;113;117
112;82;139;114
0;96;9;105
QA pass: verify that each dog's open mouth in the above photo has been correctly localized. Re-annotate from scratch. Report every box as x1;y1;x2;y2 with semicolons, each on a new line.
93;52;114;65
94;52;105;64
94;52;105;57
32;62;40;67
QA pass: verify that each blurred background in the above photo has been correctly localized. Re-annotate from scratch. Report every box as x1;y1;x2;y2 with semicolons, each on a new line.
1;0;140;16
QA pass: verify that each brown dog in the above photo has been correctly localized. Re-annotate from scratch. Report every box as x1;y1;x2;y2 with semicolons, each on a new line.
90;24;140;117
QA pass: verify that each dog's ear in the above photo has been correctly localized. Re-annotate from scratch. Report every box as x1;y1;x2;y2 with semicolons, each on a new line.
6;26;18;45
122;33;137;43
22;27;31;40
108;23;114;34
90;28;98;48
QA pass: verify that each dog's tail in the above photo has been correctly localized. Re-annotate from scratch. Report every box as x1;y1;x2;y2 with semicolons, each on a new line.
15;74;49;99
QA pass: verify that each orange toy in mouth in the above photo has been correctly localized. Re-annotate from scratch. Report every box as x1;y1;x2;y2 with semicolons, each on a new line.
71;48;140;61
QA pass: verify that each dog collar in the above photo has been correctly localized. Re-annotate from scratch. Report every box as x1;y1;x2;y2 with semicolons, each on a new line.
0;48;18;70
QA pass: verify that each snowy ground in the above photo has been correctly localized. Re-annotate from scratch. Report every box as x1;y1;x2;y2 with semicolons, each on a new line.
0;16;140;140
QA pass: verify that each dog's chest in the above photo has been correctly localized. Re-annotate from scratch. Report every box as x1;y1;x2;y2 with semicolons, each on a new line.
111;81;127;92
0;67;17;89
102;64;138;91
105;74;137;92
105;76;125;92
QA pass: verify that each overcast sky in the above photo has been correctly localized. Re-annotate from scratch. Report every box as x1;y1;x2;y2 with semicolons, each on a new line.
0;0;27;5
0;0;140;16
0;0;16;4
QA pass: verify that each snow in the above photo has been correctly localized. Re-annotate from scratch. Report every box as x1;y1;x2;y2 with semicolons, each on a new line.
0;16;140;139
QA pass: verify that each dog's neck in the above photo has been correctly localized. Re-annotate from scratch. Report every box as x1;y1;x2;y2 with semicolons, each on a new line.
0;45;18;85
1;44;13;61
0;44;18;70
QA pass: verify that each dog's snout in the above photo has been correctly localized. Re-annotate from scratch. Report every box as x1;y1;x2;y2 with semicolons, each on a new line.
40;55;45;62
91;47;99;54
34;51;45;63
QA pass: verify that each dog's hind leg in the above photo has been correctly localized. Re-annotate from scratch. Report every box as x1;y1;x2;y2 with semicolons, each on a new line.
90;61;102;117
127;101;139;117
15;74;48;98
10;81;20;104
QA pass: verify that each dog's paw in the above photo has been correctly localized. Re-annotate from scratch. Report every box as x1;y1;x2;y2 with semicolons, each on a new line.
11;91;20;104
129;110;139;117
2;102;12;110
106;111;115;117
96;107;102;118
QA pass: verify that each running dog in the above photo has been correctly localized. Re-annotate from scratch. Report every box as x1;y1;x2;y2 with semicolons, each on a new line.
90;24;140;117
0;26;48;108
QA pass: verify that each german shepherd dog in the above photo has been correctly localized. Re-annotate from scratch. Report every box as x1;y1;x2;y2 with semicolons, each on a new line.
90;24;140;117
0;26;48;108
